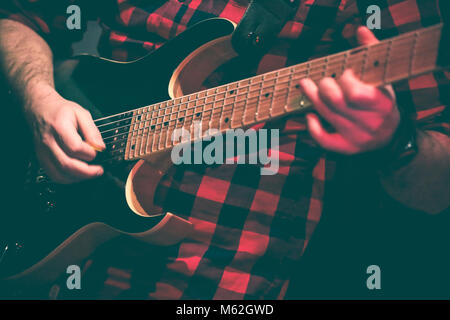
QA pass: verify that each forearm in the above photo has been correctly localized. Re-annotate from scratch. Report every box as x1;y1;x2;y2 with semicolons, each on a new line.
0;18;107;183
379;130;450;214
0;18;55;106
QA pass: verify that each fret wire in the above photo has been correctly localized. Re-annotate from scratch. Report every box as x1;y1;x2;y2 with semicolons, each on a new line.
101;51;326;133
108;26;442;158
99;34;408;135
145;121;153;155
95;32;381;127
136;109;143;157
411;32;420;77
129;121;135;159
269;71;282;117
159;124;166;151
112;76;304;158
106;52;388;153
410;29;438;75
360;47;368;81
139;114;146;157
104;45;404;151
228;83;241;128
131;120;137;158
239;80;251;126
151;125;159;155
98;25;443;162
382;39;393;84
144;113;152;156
269;71;283;117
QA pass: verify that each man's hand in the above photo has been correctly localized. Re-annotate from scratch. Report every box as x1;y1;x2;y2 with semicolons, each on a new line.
0;19;105;184
25;83;105;184
299;26;400;155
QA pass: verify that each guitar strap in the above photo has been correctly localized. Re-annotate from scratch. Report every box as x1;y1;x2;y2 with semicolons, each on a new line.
232;0;342;66
231;0;300;58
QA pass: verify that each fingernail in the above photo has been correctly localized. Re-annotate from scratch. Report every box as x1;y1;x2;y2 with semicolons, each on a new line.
89;142;106;152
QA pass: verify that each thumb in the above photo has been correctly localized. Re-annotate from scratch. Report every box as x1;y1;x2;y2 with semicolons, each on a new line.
356;26;379;45
75;107;106;151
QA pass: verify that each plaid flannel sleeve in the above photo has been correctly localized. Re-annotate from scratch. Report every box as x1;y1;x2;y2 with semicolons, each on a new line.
0;0;89;56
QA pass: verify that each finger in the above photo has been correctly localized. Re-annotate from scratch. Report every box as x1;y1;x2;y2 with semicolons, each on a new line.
75;107;106;151
317;76;384;133
306;113;360;154
299;78;363;136
338;69;393;112
35;138;82;184
356;26;379;46
47;138;104;181
36;145;74;184
318;77;363;120
54;121;98;162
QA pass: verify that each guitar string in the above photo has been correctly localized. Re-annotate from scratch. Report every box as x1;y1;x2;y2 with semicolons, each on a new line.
99;41;435;152
99;41;423;140
95;37;416;133
92;24;440;130
97;33;436;144
98;42;439;163
93;27;441;162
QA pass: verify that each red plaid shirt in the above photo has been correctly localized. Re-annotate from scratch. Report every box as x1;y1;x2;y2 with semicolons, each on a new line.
1;0;448;299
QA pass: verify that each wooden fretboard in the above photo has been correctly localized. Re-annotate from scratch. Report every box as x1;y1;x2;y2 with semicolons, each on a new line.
95;23;443;164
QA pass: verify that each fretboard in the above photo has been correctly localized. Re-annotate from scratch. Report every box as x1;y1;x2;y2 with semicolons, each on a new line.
95;23;443;165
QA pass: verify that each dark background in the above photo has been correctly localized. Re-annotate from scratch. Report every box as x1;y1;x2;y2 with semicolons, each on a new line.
286;159;450;299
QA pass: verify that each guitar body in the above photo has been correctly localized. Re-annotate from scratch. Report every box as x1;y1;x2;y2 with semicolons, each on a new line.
0;18;237;294
1;12;446;296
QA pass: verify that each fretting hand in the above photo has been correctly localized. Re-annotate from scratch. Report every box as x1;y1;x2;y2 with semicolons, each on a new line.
300;26;400;155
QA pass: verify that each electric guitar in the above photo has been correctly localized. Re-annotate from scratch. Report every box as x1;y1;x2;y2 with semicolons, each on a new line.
0;17;448;295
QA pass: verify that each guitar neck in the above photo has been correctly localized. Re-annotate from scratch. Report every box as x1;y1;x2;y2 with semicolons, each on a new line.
95;23;443;165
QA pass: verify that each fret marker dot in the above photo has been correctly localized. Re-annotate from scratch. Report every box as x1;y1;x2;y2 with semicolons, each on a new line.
374;60;379;67
295;84;300;89
331;73;336;78
224;117;229;123
265;93;270;98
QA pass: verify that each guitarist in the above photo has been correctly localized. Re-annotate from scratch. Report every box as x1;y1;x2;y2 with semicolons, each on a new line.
0;0;449;299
